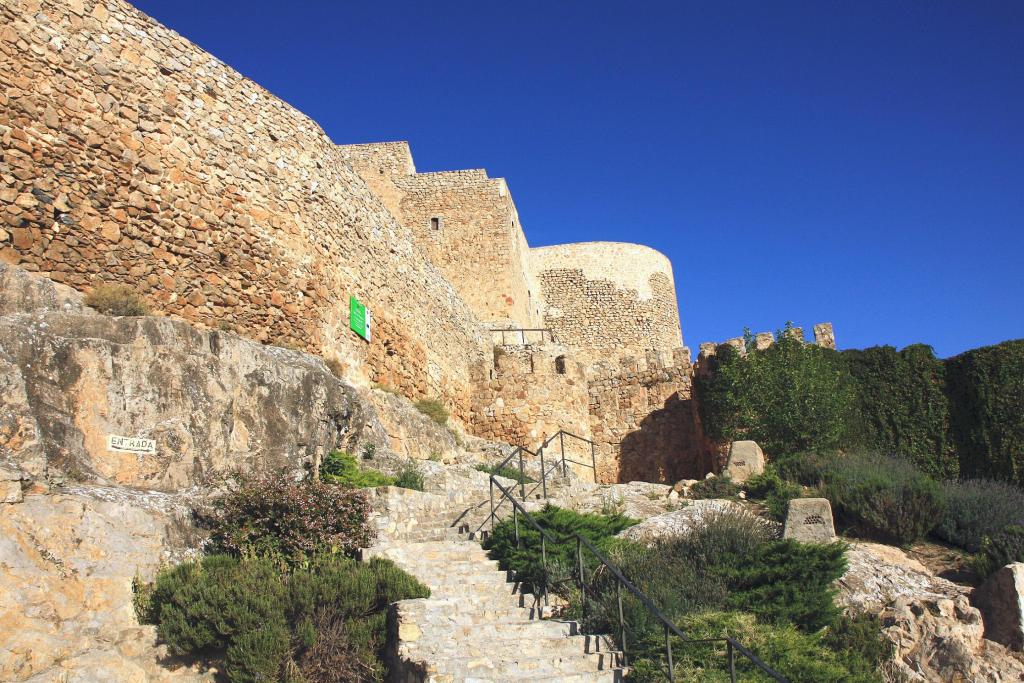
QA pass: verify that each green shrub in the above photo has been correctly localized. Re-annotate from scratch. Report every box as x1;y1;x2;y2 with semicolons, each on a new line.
482;505;636;595
946;340;1024;485
581;512;859;681
689;475;740;499
393;462;425;491
822;453;943;546
320;451;396;488
841;344;955;479
649;611;882;683
201;469;373;563
934;478;1024;552
773;451;831;486
821;611;894;679
414;398;449;425
145;554;428;682
973;524;1024;580
744;469;804;521
85;282;150;316
474;463;537;484
696;326;856;456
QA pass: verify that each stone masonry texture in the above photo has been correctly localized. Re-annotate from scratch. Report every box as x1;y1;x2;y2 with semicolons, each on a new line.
0;0;490;423
3;0;718;483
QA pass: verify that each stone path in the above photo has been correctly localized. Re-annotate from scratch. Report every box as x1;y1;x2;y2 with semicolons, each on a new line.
364;482;626;682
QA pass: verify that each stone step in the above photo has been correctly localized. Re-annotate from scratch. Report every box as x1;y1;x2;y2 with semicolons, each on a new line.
419;644;623;680
410;633;614;658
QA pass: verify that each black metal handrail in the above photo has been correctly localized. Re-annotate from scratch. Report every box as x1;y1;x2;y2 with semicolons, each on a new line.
486;476;789;683
490;327;556;345
538;430;599;484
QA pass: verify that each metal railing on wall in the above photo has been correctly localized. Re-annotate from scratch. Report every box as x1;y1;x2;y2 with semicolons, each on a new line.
485;475;789;683
489;327;556;346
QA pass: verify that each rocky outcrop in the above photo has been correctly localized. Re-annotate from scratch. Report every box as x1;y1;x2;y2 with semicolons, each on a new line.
0;485;208;682
0;266;372;492
838;543;1024;681
616;499;759;543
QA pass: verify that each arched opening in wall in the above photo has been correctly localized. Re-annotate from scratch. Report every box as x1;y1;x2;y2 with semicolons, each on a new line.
555;355;567;375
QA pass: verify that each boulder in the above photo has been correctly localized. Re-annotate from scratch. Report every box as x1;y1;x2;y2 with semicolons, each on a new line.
725;440;764;483
972;562;1024;651
782;498;836;543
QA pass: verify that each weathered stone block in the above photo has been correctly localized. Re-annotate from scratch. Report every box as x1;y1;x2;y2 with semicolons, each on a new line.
973;562;1024;651
725;440;764;483
783;498;836;543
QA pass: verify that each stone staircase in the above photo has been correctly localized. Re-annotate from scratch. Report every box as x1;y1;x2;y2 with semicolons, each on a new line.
362;473;626;682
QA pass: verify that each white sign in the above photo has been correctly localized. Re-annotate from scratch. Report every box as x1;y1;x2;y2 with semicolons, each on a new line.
107;434;157;454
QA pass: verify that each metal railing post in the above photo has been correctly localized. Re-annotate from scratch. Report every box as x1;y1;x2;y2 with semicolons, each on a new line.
518;448;526;500
560;431;567;477
513;505;520;548
728;640;736;683
665;624;674;680
541;534;549;607
489;479;495;531
591;441;598;483
500;330;505;346
577;536;586;622
539;446;548;499
616;581;627;666
522;329;526;345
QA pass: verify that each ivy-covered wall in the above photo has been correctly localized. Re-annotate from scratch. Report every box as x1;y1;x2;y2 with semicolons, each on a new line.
696;332;1024;484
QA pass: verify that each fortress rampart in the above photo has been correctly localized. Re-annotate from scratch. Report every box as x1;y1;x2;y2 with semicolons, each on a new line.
531;242;684;368
2;0;712;482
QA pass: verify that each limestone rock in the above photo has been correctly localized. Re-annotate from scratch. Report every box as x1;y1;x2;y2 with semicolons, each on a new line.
882;595;1024;682
0;311;366;491
782;497;836;543
837;542;965;614
725;440;764;483
973;562;1024;651
0;261;87;316
616;499;765;543
838;543;1024;681
0;486;209;682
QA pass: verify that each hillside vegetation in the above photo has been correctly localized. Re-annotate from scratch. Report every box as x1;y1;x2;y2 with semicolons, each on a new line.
697;327;1024;484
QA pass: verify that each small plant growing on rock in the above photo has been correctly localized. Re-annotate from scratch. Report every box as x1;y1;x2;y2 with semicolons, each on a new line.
414;398;449;425
320;451;395;489
361;443;376;460
84;282;150;316
393;461;425;492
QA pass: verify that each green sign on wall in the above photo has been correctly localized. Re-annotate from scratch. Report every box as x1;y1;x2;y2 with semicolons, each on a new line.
349;296;371;342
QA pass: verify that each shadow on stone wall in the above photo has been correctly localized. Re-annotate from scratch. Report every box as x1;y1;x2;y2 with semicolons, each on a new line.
616;393;717;484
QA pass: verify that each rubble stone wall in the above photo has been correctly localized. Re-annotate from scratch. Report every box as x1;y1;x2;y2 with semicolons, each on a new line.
470;343;591;448
0;0;490;419
588;349;716;483
531;242;684;368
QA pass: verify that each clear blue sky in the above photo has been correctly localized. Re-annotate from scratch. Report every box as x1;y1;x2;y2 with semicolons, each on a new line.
132;0;1022;358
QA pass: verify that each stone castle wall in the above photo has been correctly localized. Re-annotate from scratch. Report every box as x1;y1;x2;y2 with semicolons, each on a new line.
588;349;715;483
470;343;591;448
531;242;684;368
341;143;543;327
0;0;491;418
1;0;714;483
